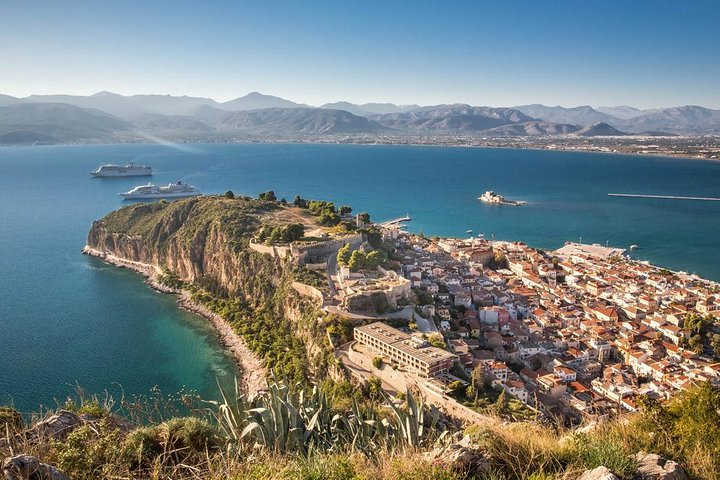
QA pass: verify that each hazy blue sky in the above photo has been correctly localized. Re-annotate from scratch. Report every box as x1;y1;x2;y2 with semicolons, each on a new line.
2;0;719;108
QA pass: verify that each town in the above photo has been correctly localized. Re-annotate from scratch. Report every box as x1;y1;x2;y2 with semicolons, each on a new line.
308;221;720;424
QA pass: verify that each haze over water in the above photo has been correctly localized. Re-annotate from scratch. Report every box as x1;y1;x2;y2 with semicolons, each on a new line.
2;143;719;411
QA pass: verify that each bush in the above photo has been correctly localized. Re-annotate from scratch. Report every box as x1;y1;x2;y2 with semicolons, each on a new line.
372;356;384;369
225;190;235;199
0;406;24;433
124;417;218;466
53;421;130;479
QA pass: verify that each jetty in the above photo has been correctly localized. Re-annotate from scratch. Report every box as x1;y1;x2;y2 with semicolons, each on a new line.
608;193;720;202
378;215;412;228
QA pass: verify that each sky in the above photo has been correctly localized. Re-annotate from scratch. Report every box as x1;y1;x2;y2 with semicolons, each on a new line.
2;0;719;108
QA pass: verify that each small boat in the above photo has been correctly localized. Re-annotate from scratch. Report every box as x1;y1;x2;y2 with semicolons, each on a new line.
466;229;473;234
629;244;639;250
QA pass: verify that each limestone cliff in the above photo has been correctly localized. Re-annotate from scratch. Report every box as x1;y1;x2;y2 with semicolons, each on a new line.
85;196;342;385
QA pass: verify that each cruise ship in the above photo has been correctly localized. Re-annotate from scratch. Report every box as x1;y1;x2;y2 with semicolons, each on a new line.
90;162;152;177
120;181;201;200
478;190;526;206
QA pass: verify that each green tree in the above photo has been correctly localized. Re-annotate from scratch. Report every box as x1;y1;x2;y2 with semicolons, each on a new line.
339;205;352;216
357;212;371;225
711;334;720;357
372;356;383;369
348;250;366;272
224;190;235;199
293;195;307;208
284;223;305;242
448;380;464;393
367;376;383;399
495;389;509;415
258;190;277;202
337;243;351;266
688;334;704;354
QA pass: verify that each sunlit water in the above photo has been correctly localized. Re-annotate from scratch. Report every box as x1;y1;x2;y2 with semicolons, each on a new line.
1;143;719;411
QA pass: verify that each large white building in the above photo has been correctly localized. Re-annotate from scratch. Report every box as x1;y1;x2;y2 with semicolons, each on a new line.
354;322;457;378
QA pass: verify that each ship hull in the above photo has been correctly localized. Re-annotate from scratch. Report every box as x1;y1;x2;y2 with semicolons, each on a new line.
91;170;152;177
120;192;200;200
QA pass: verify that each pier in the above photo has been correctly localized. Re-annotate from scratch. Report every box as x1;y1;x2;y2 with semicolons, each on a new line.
378;215;412;228
608;193;720;202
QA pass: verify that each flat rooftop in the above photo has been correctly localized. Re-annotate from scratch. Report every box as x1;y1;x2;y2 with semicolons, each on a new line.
555;242;625;260
355;322;457;365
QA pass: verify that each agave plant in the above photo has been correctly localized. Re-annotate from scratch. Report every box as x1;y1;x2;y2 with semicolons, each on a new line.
211;371;446;457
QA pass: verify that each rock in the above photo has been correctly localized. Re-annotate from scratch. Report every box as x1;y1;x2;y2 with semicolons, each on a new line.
2;454;70;480
23;411;82;443
633;452;688;480
423;435;490;473
578;466;621;480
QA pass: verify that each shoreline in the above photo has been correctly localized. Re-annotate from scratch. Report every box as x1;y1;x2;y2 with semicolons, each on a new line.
2;139;718;163
82;246;267;395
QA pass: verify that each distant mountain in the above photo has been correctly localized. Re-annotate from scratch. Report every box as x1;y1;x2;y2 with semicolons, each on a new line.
575;122;627;136
482;121;580;137
615;106;720;134
320;102;419;115
130;113;216;136
0;94;19;107
513;104;618;127
0;103;130;144
596;105;646;119
371;104;534;132
216;107;387;135
22;92;222;118
221;92;308;111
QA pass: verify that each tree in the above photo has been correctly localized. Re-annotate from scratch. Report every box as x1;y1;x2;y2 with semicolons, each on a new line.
711;334;720;358
372;356;383;369
357;212;371;225
224;190;235;199
466;385;476;402
339;205;352;216
348;250;366;272
495;389;509;415
448;380;464;393
284;223;305;242
293;195;307;208
688;334;705;354
367;376;383;399
258;190;277;202
337;243;351;266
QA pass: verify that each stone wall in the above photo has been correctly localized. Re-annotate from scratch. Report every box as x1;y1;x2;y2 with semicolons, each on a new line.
291;281;325;305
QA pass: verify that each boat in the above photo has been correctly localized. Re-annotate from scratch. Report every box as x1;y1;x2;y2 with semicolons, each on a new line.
629;244;639;250
90;162;152;177
120;181;201;200
478;190;526;206
466;229;473;234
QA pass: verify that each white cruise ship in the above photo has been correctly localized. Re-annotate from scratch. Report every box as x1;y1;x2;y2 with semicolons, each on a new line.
90;162;152;177
120;181;201;200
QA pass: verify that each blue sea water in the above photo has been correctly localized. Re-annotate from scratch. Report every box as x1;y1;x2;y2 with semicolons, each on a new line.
1;143;719;411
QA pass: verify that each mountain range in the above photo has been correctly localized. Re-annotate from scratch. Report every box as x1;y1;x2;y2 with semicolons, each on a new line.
0;91;719;145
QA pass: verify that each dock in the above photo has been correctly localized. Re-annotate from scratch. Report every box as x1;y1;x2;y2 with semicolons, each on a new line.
378;215;412;228
608;193;720;202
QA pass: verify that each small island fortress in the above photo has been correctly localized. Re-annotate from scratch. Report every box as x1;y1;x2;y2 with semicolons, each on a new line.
479;190;526;206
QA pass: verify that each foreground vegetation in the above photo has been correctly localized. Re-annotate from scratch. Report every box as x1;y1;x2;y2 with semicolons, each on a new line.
2;380;719;480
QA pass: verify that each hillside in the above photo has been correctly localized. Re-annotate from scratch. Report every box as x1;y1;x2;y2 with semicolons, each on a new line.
371;105;535;132
575;122;628;136
216;107;388;134
221;91;309;111
513;104;619;126
0;103;131;144
482;121;580;136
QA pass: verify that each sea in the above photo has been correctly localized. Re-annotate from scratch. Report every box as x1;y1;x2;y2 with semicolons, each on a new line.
1;143;720;412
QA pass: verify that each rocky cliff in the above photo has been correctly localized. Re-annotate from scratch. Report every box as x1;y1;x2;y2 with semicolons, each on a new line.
85;196;344;385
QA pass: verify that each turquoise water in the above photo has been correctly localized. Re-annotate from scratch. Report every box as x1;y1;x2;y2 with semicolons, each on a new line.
1;143;720;411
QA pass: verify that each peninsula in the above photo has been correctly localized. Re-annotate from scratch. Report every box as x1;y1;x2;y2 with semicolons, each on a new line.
18;191;706;479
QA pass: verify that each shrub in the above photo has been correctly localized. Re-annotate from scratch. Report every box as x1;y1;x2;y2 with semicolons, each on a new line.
123;417;218;467
0;406;24;434
372;356;384;369
52;421;130;479
225;190;235;199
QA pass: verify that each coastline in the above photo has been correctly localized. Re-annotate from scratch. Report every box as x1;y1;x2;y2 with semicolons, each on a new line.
2;139;717;163
82;246;267;394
